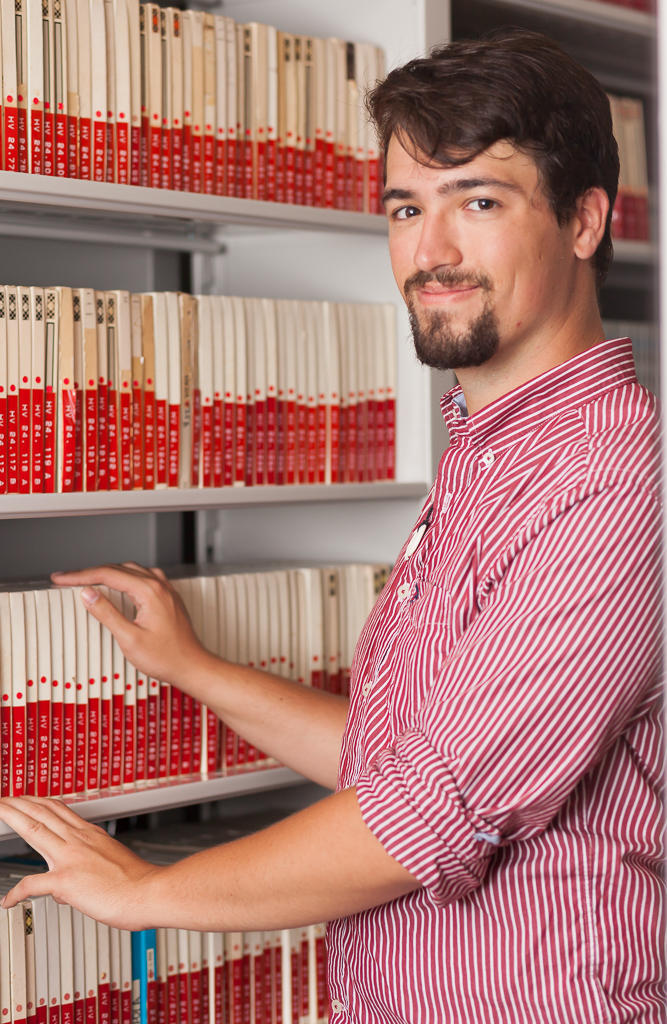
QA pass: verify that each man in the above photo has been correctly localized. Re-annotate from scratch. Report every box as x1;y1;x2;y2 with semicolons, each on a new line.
0;29;662;1024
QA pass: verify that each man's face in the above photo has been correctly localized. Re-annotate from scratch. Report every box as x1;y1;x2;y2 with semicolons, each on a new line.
383;137;579;373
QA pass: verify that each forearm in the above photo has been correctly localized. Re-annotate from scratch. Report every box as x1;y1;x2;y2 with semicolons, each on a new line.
139;787;420;931
180;649;349;788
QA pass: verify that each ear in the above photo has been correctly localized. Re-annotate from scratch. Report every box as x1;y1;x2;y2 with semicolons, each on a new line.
572;187;609;261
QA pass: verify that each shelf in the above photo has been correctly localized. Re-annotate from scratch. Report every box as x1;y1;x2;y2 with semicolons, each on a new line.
0;482;431;520
0;767;306;839
452;0;656;94
0;173;387;249
613;239;656;265
478;0;655;35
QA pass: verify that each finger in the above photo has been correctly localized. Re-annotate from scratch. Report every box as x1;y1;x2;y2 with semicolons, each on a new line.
51;564;151;591
1;872;54;908
0;799;68;863
121;561;156;575
150;568;168;581
17;796;98;832
74;588;137;646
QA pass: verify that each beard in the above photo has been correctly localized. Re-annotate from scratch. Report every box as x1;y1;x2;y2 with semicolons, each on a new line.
405;269;500;371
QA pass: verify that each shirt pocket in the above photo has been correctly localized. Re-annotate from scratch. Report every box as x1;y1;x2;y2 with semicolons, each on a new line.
409;577;452;631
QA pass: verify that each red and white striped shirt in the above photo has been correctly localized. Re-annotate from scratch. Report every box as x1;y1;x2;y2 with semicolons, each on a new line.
330;338;663;1023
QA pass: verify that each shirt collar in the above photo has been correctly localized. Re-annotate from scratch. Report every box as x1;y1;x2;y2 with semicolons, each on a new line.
440;337;638;450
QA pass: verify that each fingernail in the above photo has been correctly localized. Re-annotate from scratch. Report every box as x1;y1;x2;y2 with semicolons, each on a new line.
0;896;6;908
81;588;99;605
51;571;65;577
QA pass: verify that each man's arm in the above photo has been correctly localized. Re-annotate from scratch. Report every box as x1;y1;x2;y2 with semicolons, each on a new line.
0;791;420;931
51;564;348;789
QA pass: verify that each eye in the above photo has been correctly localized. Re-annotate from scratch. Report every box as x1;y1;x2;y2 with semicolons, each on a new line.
466;198;498;212
391;205;421;221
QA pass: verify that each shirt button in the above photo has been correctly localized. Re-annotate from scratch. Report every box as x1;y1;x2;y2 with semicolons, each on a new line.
397;582;411;602
480;449;495;468
362;681;372;697
331;999;345;1013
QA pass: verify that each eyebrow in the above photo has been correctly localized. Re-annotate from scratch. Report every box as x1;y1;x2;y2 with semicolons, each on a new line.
381;178;525;206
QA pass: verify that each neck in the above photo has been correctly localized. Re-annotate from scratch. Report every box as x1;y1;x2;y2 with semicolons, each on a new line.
456;300;606;417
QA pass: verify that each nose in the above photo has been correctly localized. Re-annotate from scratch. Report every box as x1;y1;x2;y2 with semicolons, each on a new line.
413;212;463;272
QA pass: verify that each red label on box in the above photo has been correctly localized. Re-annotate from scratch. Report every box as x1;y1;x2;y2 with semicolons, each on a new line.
85;386;97;491
266;138;277;204
203;132;215;195
202;402;213;487
31;385;44;493
158;683;170;779
11;703;26;795
150;122;161;188
75;701;87;793
4;103;18;171
120;388;132;490
160;123;172;190
147;684;159;779
43;386;55;492
132;382;143;488
191;386;202;486
131;123;141;186
136;684;147;781
182;124;192;192
19;382;31;493
0;394;6;493
117;119;130;184
79;116;92;179
67;114;78;178
212;397;223;487
172;125;183;192
214;136;225;196
7;390;19;493
87;693;100;790
234;400;246;485
56;111;67;176
100;691;111;790
266;394;277;485
143;390;155;489
106;387;119;490
37;697;50;796
168;403;180;488
43;109;54;175
93;117;106;182
30;108;43;174
156;397;168;486
223;399;234;487
123;702;135;785
191;132;203;193
111;690;124;788
60;699;73;795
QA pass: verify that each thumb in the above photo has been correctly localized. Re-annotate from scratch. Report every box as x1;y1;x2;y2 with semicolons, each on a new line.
78;587;136;647
1;872;55;908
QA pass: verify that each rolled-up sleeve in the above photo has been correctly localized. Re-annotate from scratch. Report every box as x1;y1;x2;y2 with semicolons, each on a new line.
356;480;661;905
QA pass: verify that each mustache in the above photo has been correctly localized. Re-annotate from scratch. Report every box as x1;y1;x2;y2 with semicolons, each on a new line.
404;269;492;293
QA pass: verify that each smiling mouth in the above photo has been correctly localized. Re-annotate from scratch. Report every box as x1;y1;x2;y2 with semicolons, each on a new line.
417;285;480;303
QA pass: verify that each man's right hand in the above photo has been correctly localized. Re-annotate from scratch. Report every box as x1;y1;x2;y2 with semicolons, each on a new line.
52;561;349;788
51;562;209;689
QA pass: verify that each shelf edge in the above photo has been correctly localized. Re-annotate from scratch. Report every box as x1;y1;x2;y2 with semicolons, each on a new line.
0;768;307;838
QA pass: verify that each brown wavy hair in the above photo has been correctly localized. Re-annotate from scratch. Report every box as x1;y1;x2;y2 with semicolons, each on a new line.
367;29;619;286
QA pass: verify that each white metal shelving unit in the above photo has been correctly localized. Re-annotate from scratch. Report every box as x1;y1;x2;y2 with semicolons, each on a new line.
0;0;657;839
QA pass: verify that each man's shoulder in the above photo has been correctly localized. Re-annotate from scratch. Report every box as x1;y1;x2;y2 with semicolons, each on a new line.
579;380;659;495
